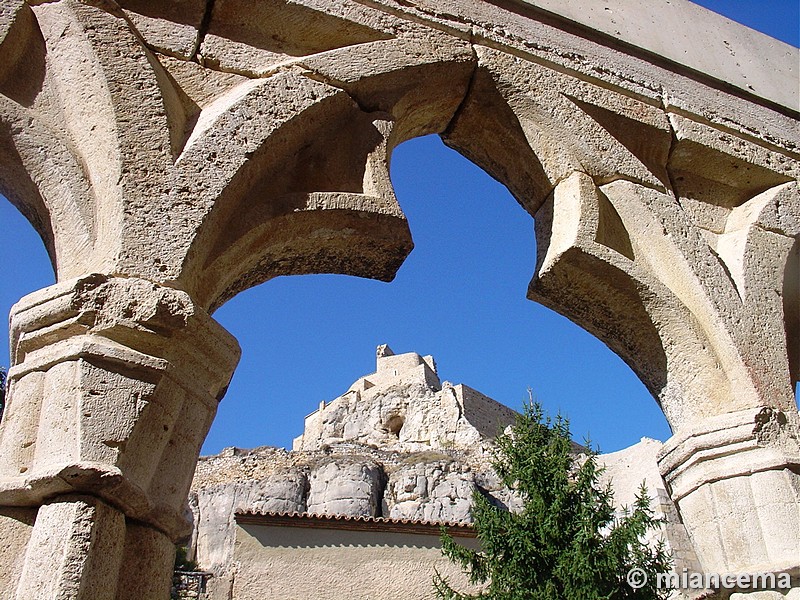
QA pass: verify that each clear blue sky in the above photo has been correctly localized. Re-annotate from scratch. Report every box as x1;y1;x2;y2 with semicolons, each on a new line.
1;1;797;456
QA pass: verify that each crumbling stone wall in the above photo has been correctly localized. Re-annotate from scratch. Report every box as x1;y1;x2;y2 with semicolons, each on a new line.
187;350;700;598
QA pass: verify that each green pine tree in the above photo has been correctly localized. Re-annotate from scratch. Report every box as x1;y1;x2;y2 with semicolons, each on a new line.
434;398;671;600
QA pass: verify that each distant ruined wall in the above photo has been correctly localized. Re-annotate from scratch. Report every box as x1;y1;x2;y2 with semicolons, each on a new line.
187;351;703;599
455;385;520;441
293;347;518;452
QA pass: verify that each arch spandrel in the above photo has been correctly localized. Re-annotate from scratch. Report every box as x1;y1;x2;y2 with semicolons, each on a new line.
170;68;423;311
0;0;797;595
0;0;186;279
530;173;798;429
0;0;450;300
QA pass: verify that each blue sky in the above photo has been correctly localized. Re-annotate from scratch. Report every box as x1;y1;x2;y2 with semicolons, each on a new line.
1;1;797;456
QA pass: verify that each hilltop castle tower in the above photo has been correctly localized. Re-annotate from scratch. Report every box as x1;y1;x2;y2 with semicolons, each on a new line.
292;345;518;452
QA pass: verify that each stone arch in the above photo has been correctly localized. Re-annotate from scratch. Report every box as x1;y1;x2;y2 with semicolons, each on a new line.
176;87;414;312
0;0;797;596
162;36;797;433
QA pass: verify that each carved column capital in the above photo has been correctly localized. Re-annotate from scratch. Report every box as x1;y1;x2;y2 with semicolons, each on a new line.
0;275;240;538
657;408;800;575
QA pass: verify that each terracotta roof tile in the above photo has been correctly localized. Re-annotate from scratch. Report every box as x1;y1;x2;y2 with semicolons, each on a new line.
234;510;475;537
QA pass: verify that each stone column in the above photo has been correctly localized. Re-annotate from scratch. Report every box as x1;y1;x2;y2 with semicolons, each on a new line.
0;275;240;599
658;408;800;578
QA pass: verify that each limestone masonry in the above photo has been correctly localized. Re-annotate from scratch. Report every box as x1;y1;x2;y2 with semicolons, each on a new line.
0;0;797;597
188;346;702;599
189;347;519;577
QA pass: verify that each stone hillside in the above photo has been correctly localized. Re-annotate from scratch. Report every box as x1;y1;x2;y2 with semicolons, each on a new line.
187;346;700;582
189;346;524;574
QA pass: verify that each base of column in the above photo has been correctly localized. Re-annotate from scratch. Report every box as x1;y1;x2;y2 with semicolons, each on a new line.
10;494;174;600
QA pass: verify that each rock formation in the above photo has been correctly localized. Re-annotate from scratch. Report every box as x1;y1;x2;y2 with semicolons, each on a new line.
293;344;518;453
189;346;522;575
187;346;699;595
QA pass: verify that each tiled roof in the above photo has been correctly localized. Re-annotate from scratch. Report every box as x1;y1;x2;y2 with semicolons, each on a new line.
234;510;476;537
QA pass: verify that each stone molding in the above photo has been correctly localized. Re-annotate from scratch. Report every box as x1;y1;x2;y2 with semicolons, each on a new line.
658;407;800;503
658;408;800;575
234;510;476;537
0;275;240;538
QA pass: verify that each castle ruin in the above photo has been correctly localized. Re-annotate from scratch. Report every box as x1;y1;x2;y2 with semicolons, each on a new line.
187;345;698;600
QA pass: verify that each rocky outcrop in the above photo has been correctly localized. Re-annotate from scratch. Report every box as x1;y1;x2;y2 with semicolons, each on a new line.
292;345;518;452
188;444;499;574
383;456;476;523
307;459;385;517
187;346;701;587
190;460;308;574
